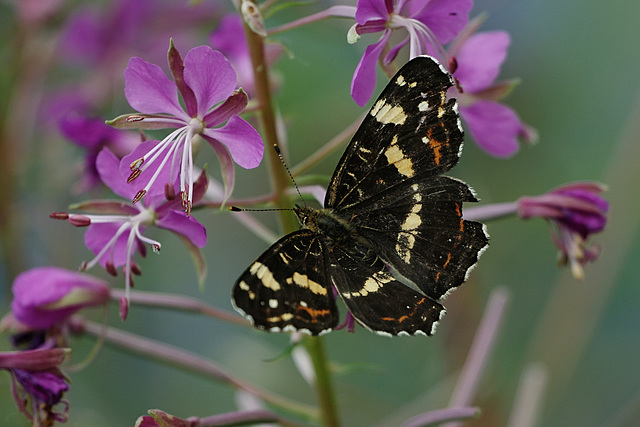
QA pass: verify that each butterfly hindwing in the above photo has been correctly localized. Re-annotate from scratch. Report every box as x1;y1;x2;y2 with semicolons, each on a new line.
330;245;445;336
326;56;463;211
345;176;488;300
232;230;339;335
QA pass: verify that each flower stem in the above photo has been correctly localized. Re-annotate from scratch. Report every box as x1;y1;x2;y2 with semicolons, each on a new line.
242;5;341;425
242;5;297;232
304;336;341;427
79;319;319;421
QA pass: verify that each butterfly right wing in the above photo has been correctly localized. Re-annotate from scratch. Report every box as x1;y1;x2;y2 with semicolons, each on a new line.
232;230;339;336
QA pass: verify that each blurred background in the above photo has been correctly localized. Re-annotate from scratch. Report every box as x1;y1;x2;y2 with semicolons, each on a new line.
1;0;639;426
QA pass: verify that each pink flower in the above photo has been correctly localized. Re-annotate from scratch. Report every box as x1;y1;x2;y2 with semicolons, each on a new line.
449;27;536;157
11;267;110;329
518;182;609;279
108;42;263;214
349;0;472;106
52;148;208;318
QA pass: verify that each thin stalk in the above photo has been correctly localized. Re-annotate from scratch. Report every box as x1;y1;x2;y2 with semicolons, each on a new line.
80;319;319;422
243;7;297;232
242;4;341;426
304;336;340;427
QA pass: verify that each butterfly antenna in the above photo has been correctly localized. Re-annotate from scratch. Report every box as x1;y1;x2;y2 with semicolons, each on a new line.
273;144;306;208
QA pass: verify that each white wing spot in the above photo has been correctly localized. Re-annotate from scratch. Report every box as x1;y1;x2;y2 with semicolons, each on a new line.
250;262;280;291
370;99;407;125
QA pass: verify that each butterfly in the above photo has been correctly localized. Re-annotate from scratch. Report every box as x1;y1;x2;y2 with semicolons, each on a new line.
232;56;488;336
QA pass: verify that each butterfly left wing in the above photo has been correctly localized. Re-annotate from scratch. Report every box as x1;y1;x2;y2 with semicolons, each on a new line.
329;244;445;336
232;230;339;335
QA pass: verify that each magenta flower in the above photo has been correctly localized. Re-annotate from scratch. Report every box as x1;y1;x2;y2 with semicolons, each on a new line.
52;148;208;318
1;348;70;425
11;267;110;330
108;42;264;215
449;28;536;157
349;0;472;106
518;182;609;279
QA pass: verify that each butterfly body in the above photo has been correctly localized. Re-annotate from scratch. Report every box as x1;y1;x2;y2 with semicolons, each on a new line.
233;56;489;336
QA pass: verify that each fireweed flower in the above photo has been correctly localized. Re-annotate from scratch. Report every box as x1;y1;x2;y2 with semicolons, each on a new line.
11;267;110;330
349;0;472;106
518;182;608;280
108;42;263;215
1;348;70;425
52;148;208;318
448;28;536;156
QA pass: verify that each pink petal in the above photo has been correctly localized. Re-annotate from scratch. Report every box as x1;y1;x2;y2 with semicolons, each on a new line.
202;115;263;169
355;0;391;24
85;222;142;268
124;57;186;118
460;101;521;157
11;267;109;329
351;31;391;106
156;210;207;248
119;140;177;200
411;0;472;44
183;46;237;116
455;31;510;93
204;137;235;205
97;148;136;199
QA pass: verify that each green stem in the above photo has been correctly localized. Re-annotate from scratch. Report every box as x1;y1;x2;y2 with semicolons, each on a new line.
243;5;297;232
304;336;341;427
80;319;318;422
241;3;341;426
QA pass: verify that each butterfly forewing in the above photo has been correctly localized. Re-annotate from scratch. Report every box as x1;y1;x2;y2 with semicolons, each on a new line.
325;56;463;211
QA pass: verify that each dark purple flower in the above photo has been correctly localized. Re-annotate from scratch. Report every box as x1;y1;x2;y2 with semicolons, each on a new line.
449;26;536;157
52;148;208;317
518;182;609;279
11;267;110;329
349;0;472;106
108;42;263;215
1;349;70;425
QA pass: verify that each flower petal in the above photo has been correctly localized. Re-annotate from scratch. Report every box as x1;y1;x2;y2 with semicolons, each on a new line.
183;46;237;116
11;267;109;329
202;137;235;205
157;210;207;248
455;31;510;93
119;140;177;200
85;222;143;268
411;0;472;45
97;147;136;199
460;101;522;157
351;31;391;106
355;0;391;24
203;115;263;169
124;57;186;118
203;89;248;128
